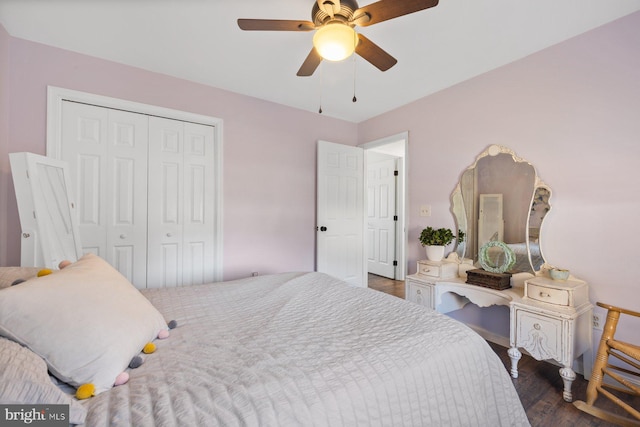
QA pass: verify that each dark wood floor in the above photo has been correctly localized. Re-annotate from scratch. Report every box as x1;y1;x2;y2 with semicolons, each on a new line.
368;273;405;299
368;273;639;427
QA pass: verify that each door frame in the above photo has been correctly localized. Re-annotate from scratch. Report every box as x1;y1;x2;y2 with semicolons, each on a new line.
360;132;408;281
45;86;224;281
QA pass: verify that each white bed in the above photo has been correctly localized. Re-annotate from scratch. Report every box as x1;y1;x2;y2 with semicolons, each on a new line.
0;257;529;426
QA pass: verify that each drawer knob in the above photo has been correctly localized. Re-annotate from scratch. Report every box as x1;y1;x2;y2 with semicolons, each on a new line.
539;291;550;298
534;323;541;330
422;268;430;273
120;234;127;239
416;289;421;294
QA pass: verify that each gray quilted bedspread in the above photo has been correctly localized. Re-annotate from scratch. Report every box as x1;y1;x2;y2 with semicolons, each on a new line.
81;272;529;426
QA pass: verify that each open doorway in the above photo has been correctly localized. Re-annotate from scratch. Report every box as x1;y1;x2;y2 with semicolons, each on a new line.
360;132;407;289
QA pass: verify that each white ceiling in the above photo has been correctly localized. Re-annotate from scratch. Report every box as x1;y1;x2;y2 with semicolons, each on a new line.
1;1;639;123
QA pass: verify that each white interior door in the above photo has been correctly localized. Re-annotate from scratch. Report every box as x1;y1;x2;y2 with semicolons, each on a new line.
147;117;184;288
106;109;149;285
147;117;216;288
60;101;148;286
47;87;223;287
181;122;216;286
58;100;215;288
316;140;365;287
61;101;108;258
366;154;397;279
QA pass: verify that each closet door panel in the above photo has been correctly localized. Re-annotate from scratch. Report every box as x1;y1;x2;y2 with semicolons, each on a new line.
61;102;108;258
106;109;148;287
77;154;101;227
147;117;184;288
184;241;205;285
61;102;148;286
113;246;135;281
161;162;181;224
183;122;216;285
161;244;180;288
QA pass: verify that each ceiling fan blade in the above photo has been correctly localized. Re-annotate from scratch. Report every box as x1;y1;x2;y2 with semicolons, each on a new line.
237;19;315;31
355;33;397;71
297;48;323;76
353;0;439;27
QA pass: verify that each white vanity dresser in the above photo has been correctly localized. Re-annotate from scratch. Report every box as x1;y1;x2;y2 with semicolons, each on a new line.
407;145;593;402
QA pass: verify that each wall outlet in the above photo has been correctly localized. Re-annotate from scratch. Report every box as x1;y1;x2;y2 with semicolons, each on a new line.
593;313;603;331
420;205;432;217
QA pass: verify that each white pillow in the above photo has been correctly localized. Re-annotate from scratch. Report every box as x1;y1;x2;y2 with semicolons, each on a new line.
0;266;41;289
0;253;168;394
0;336;87;424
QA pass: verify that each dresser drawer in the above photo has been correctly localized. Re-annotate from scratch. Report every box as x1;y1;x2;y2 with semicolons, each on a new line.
524;277;589;307
527;282;569;305
416;260;458;280
417;262;442;278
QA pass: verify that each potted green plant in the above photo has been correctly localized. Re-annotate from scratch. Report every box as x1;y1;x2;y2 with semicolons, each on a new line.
419;226;455;261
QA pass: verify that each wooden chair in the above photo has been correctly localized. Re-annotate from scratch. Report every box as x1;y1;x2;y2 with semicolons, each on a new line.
574;302;640;426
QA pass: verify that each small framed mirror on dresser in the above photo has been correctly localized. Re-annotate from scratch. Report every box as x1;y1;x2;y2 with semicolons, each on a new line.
405;144;593;402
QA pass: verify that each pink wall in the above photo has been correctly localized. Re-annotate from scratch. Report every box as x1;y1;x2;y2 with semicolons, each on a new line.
2;12;639;348
0;24;9;266
358;12;640;343
0;32;358;278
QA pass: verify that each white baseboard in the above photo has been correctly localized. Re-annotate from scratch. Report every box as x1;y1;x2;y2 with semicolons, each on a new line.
468;324;510;348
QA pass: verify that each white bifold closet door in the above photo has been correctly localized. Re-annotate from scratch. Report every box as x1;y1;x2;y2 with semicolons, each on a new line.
60;101;215;288
146;116;215;288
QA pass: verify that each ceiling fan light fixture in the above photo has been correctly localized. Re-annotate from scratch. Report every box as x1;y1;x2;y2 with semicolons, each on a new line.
313;23;357;62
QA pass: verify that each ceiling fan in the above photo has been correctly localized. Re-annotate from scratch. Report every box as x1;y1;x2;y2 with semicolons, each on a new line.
238;0;439;76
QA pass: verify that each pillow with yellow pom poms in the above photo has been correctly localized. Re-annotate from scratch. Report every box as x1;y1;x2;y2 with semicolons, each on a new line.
75;319;178;399
0;254;169;396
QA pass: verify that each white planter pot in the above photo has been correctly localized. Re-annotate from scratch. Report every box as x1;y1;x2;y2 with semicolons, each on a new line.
425;245;445;262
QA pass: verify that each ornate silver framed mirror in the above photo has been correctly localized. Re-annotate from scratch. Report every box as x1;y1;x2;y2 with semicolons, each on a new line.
450;145;551;274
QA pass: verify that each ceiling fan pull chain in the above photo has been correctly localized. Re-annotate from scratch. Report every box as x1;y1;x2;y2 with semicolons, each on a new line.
352;54;357;103
319;62;324;114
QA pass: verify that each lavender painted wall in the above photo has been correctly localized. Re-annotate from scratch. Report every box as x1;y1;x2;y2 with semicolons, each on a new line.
0;24;9;266
0;32;358;277
358;12;640;344
2;12;639;350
